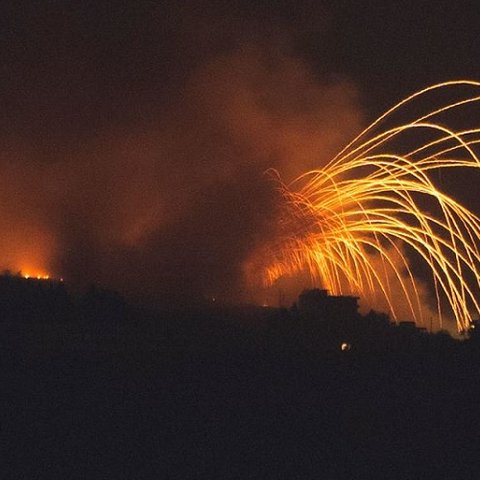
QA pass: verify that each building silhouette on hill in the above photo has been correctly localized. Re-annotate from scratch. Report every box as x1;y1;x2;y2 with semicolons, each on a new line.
297;288;359;321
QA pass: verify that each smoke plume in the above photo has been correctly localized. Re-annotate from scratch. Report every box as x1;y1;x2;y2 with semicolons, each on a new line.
0;1;363;304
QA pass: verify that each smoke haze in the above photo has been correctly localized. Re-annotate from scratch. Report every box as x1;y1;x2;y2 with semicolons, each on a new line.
0;1;363;304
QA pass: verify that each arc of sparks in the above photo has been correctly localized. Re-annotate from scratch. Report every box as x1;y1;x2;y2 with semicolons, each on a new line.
266;81;480;332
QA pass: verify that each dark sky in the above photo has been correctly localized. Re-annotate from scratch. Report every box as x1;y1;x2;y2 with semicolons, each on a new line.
1;0;479;304
316;1;480;114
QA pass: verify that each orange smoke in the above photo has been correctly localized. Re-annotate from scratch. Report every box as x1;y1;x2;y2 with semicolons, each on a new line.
0;47;362;303
0;2;363;305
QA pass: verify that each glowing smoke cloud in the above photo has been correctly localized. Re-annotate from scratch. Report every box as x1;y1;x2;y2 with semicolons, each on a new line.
264;81;480;332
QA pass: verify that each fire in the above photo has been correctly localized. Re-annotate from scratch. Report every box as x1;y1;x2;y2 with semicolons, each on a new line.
18;267;60;281
264;80;480;333
22;273;50;280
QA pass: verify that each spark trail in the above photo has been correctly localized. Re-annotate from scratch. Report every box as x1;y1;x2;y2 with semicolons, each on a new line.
265;81;480;332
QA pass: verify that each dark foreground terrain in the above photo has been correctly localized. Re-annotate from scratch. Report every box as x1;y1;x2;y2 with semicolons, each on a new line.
2;302;480;479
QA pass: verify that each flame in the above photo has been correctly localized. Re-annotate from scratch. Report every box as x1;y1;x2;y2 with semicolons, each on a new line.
263;80;480;333
17;265;60;281
21;271;51;281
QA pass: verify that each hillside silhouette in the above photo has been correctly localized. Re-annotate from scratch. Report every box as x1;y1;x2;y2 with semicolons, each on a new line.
2;275;480;479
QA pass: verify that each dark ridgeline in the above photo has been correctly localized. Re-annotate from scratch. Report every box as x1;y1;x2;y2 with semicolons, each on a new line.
0;273;128;360
265;288;452;356
0;272;127;324
0;272;71;322
3;281;480;479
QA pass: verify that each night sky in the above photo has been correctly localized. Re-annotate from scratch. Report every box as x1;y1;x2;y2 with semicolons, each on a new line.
1;0;480;305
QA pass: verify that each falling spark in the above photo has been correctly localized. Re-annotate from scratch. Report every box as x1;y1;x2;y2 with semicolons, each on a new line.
265;81;480;333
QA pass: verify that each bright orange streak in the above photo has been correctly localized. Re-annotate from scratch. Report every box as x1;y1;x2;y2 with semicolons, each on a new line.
265;81;480;333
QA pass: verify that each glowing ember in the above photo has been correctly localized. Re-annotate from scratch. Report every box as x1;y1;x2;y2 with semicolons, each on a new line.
265;81;480;333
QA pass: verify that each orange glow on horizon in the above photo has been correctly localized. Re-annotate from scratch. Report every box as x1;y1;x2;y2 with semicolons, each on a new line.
23;273;50;280
0;228;58;284
16;267;59;282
